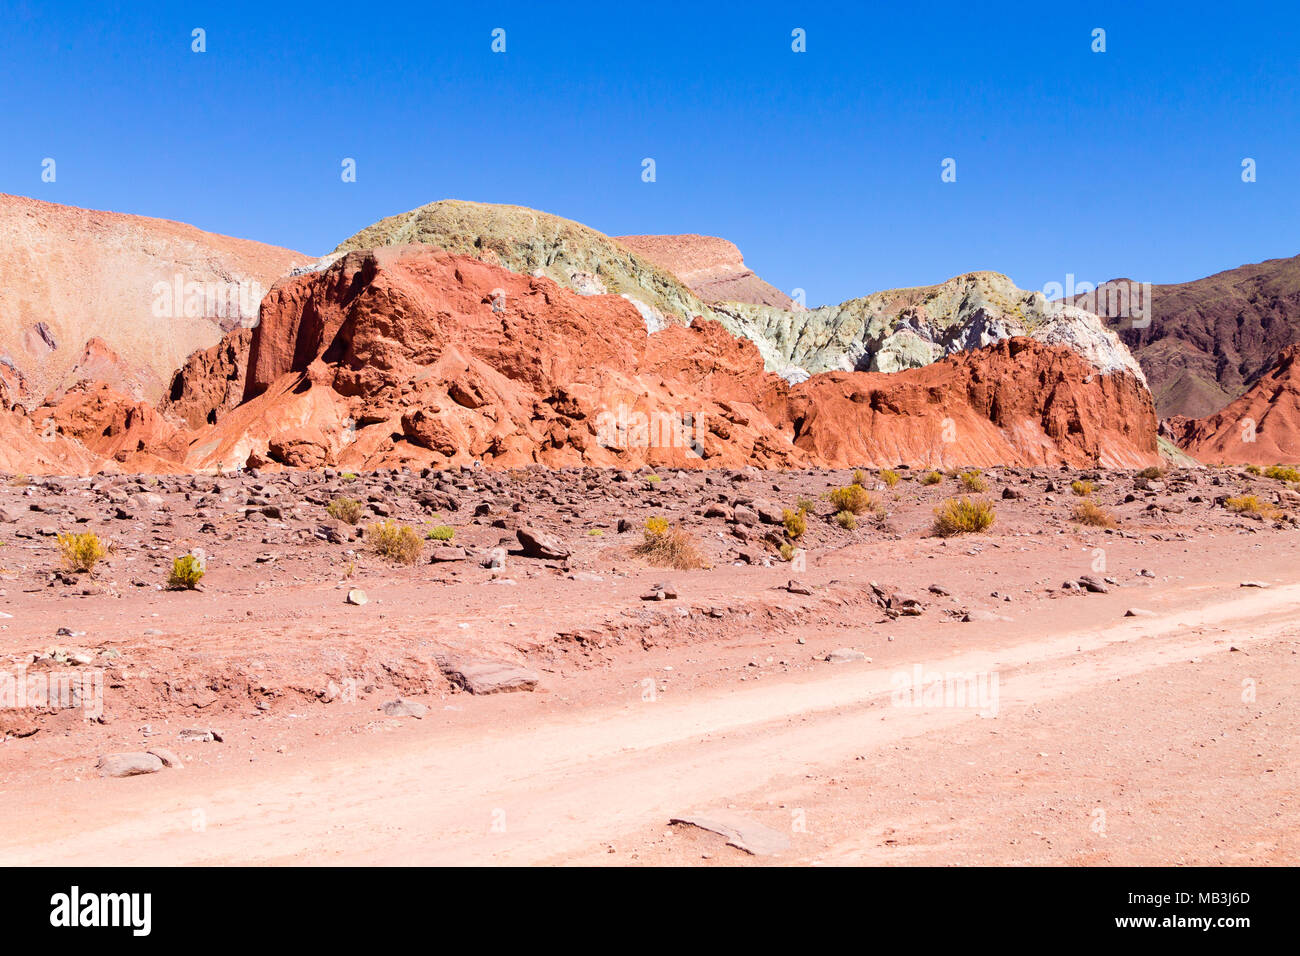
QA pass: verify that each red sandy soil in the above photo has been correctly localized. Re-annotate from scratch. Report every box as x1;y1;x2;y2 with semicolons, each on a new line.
0;463;1295;865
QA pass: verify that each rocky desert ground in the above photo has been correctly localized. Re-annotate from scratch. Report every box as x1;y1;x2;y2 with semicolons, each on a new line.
0;187;1298;870
1;459;1297;865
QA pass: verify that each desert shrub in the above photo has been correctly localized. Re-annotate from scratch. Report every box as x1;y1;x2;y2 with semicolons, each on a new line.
645;474;662;488
852;469;868;486
782;507;808;539
959;470;987;492
1137;466;1165;480
1225;494;1269;515
366;519;422;565
634;518;703;569
340;472;358;482
828;483;872;515
1070;480;1094;497
795;496;817;514
57;532;108;573
167;554;205;590
1264;465;1300;483
1245;464;1262;476
932;497;996;536
426;524;455;541
8;474;28;487
834;510;857;530
326;497;365;525
1073;499;1115;527
880;469;901;488
779;542;798;562
920;470;943;486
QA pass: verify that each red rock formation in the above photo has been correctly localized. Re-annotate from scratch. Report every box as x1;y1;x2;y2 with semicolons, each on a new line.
179;246;805;472
1165;345;1300;464
774;337;1160;469
0;246;1162;475
0;381;189;475
615;234;796;309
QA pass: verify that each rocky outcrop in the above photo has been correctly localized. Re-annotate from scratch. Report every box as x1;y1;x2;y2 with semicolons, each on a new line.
614;234;796;309
330;199;713;334
1077;255;1300;418
715;271;1144;385
331;202;1145;396
0;193;308;406
775;337;1159;469
161;247;1159;473
177;245;804;472
162;328;254;429
1164;345;1300;464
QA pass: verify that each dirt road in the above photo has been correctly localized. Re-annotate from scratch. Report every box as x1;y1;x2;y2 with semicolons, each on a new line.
4;580;1296;866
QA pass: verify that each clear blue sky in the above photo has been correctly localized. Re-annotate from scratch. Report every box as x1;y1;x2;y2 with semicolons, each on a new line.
3;0;1297;307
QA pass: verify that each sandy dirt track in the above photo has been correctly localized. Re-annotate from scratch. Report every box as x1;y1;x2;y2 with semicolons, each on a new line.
3;579;1295;866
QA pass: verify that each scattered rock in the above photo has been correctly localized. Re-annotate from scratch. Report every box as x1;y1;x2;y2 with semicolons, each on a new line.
825;648;867;663
97;752;165;777
346;588;368;605
147;747;184;768
669;813;791;856
380;698;427;719
516;526;570;560
440;657;539;695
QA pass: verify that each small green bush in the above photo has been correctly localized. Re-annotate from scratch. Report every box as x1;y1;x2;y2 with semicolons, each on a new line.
828;483;873;515
167;554;205;590
782;507;808;539
426;525;455;541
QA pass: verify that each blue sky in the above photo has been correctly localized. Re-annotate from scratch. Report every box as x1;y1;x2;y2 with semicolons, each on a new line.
3;0;1297;307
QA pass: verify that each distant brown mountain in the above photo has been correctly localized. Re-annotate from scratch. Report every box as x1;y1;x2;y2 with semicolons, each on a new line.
1077;254;1300;419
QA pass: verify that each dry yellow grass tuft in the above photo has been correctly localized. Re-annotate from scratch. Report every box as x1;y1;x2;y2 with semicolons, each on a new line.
1073;499;1115;527
57;532;108;573
366;519;422;565
634;518;704;569
932;497;995;536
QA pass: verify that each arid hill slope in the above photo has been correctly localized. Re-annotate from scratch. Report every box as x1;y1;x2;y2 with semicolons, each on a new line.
0;193;309;405
614;234;796;309
1079;254;1300;418
1165;344;1300;464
